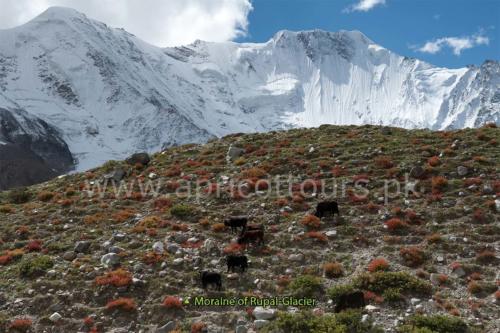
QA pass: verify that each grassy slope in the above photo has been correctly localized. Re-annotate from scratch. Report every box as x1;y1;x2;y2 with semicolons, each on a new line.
0;124;499;332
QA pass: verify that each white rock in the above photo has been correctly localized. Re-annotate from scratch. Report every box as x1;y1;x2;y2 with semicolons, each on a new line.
410;298;420;305
365;305;379;312
253;307;276;320
49;312;62;322
325;230;337;237
152;241;164;254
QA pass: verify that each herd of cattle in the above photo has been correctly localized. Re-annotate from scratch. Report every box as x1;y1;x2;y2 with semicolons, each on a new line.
198;200;365;312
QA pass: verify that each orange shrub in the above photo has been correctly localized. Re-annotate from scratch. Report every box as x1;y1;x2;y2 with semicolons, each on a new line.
191;322;207;333
37;191;55;202
431;176;448;191
467;281;482;294
95;269;132;287
331;166;345;177
427;156;441;167
464;178;482;186
223;243;245;254
306;231;327;242
242;167;267;179
472;209;486;223
106;298;136;312
0;254;13;265
274;198;289;207
374;156;394;169
323;262;343;278
367;258;389;272
400;246;425;267
301;215;321;229
212;223;226;232
163;296;183;309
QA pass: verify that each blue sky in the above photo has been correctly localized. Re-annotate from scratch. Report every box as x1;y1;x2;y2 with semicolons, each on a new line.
237;0;500;68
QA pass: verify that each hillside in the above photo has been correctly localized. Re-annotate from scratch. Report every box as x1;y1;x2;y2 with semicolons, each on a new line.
0;124;499;333
0;7;498;178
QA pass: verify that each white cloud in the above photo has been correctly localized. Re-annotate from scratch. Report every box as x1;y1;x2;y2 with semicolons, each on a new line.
344;0;386;13
413;31;490;56
0;0;253;47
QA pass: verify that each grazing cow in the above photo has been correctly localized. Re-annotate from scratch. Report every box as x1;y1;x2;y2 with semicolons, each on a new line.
200;271;222;291
226;255;249;273
237;230;264;246
334;291;365;313
314;201;340;218
224;216;248;233
240;223;264;235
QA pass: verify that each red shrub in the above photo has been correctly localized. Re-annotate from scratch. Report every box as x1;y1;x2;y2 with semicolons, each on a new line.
0;254;13;265
400;246;425;267
95;269;133;287
367;258;390;272
163;296;183;309
331;166;345;177
384;218;408;233
106;298;136;312
274;198;289;207
472;209;486;223
25;240;42;252
365;202;380;213
8;318;32;331
153;197;172;210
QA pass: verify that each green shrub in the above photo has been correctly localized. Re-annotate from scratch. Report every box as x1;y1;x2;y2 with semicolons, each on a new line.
288;275;323;298
8;188;31;204
355;271;432;296
261;310;381;333
327;283;355;303
18;255;54;277
398;314;468;333
170;204;195;219
382;287;403;302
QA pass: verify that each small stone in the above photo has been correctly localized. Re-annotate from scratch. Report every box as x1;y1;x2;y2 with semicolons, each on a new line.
235;325;248;333
172;258;184;265
361;314;370;323
253;320;269;329
74;241;91;253
49;312;62;322
410;298;420;305
457;166;468;176
156;321;176;333
288;253;305;262
325;230;337;237
495;199;500;212
62;251;76;261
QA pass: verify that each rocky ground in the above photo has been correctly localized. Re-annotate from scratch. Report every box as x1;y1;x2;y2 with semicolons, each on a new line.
0;124;499;333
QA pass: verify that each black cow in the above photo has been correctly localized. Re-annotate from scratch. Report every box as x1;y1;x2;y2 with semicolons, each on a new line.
226;255;249;273
237;230;264;246
334;291;365;313
314;201;340;218
224;216;248;233
240;223;264;235
200;271;222;291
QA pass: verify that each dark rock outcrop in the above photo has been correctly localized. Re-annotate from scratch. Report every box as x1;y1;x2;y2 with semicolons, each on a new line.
0;107;74;190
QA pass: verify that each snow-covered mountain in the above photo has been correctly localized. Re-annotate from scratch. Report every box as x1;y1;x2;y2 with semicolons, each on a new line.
0;7;498;173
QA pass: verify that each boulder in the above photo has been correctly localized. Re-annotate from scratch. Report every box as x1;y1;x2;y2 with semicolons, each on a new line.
227;145;245;161
104;168;126;182
101;253;121;267
74;241;91;253
410;166;425;178
126;152;150;166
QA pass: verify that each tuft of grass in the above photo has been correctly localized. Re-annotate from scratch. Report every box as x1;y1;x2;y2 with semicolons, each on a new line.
18;255;54;277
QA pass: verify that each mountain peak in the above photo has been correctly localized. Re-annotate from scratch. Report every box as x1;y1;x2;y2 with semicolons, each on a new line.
31;6;87;23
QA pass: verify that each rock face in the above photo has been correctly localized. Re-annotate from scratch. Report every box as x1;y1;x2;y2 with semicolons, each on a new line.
0;107;74;190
